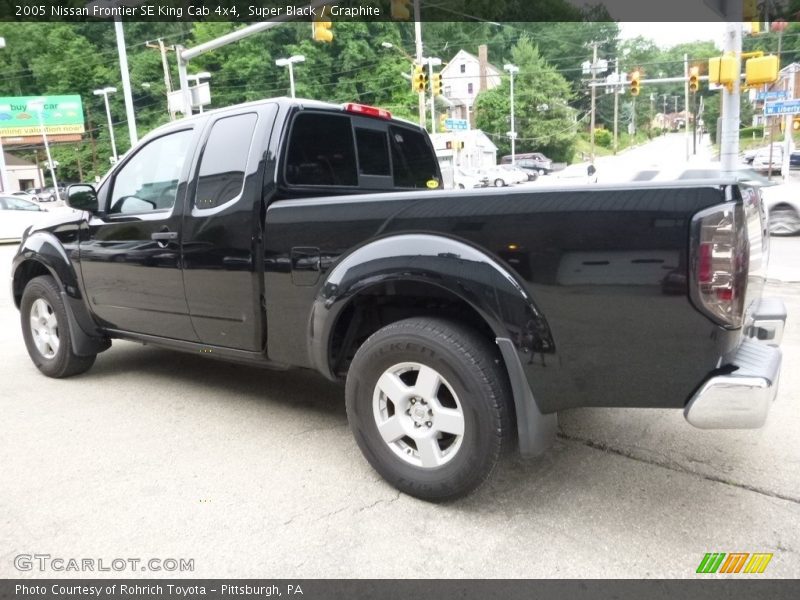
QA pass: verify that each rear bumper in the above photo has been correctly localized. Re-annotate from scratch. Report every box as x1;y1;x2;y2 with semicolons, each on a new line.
684;298;785;429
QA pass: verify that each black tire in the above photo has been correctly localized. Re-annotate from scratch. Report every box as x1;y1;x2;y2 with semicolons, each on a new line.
20;275;96;378
494;178;505;187
345;317;511;502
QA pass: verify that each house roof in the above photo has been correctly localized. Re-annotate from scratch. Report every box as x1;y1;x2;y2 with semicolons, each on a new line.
779;62;800;74
3;152;37;168
441;49;502;78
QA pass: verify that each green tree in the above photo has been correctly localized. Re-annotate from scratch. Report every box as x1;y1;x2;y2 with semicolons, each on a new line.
474;37;576;162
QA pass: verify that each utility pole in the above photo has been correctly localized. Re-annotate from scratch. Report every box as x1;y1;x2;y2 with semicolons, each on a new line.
582;43;607;162
146;39;177;120
0;36;8;192
93;87;119;163
505;63;519;164
613;57;620;154
413;0;425;129
650;93;655;136
114;18;138;147
427;57;442;133
720;11;743;175
590;42;599;163
684;53;690;160
781;64;795;181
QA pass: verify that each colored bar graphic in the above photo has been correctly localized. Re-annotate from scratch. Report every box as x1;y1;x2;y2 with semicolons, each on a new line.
697;553;726;573
720;553;749;573
744;553;773;574
697;552;773;574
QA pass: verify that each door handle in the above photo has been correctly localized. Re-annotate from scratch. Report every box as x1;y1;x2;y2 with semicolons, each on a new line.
151;231;178;241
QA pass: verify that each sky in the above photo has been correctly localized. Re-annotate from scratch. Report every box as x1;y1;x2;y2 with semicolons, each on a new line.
618;22;730;49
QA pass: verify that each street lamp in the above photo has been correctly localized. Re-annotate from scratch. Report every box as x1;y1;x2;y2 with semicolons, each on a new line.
275;55;305;98
186;72;211;113
27;98;61;202
504;63;519;165
93;87;119;163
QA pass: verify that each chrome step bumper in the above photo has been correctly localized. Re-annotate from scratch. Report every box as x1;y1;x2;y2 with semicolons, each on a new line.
684;339;782;430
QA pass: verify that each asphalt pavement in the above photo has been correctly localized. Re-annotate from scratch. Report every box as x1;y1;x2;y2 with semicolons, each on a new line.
1;185;798;578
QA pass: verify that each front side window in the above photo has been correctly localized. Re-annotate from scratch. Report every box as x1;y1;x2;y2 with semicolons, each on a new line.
195;113;257;209
109;130;193;214
285;113;357;187
389;126;440;189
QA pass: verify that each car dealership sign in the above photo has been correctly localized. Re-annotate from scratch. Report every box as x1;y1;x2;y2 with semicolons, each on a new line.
0;95;85;137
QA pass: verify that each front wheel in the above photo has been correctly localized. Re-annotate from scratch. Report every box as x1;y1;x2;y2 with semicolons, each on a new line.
345;317;511;501
494;178;505;187
20;276;96;378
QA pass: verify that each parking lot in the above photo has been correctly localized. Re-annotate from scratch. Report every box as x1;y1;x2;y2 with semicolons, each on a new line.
1;237;798;579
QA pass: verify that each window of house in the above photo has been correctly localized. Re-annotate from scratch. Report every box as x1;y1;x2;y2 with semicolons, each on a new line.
460;64;466;74
109;130;193;214
195;113;257;210
389;126;439;188
355;128;390;176
444;86;452;97
286;113;357;187
467;82;474;95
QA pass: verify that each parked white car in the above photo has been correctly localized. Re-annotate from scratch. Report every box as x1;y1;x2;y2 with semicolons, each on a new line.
751;146;784;173
0;195;50;242
453;168;488;189
477;165;528;187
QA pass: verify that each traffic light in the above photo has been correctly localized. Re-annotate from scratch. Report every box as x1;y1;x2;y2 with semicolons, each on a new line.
412;64;427;93
794;115;800;131
745;54;780;86
431;72;443;96
312;17;333;43
391;0;412;20
743;0;758;21
689;66;700;93
629;70;640;96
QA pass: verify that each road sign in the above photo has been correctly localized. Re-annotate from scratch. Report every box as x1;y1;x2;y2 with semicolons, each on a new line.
0;95;85;137
764;99;800;116
444;118;468;131
756;90;788;101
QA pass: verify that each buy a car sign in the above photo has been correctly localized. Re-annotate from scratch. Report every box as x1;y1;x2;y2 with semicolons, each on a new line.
0;95;85;137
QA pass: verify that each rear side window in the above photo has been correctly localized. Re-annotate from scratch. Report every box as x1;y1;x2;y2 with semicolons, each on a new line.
195;113;258;209
286;113;357;186
389;126;439;188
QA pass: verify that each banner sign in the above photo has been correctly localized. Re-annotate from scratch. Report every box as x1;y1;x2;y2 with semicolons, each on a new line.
0;95;85;137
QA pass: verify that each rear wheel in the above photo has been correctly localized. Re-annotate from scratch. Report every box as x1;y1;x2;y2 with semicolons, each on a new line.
345;317;511;501
20;276;96;378
494;178;505;187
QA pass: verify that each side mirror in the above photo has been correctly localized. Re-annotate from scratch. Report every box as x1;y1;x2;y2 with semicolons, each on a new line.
67;184;98;212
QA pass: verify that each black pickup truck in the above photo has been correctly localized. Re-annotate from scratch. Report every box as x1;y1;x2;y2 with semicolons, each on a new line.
11;98;786;501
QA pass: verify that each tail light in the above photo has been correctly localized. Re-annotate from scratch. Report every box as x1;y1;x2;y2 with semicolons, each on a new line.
690;202;749;328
